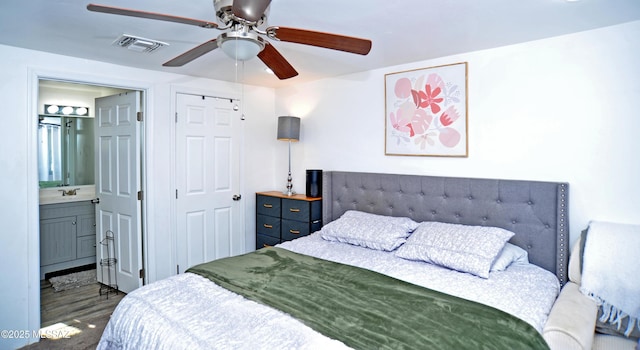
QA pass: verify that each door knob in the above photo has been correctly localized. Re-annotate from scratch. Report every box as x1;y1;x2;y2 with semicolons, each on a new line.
232;194;242;201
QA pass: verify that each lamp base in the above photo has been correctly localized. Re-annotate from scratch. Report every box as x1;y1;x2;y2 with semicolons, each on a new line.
283;172;295;196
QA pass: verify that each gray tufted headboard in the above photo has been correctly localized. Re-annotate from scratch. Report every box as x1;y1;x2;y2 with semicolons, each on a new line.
321;171;569;285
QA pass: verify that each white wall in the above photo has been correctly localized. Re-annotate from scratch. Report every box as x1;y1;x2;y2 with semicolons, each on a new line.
0;44;276;349
276;20;640;249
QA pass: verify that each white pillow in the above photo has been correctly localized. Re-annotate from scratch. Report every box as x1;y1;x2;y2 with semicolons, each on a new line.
490;243;529;272
395;221;515;278
339;210;419;231
320;210;419;251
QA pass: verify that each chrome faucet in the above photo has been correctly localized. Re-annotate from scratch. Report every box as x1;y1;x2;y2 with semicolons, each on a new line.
59;188;80;196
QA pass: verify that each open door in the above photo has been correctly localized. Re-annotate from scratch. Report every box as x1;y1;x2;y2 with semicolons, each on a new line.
94;91;143;293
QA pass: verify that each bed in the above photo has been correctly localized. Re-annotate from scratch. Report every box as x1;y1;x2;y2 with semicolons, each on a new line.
98;171;569;349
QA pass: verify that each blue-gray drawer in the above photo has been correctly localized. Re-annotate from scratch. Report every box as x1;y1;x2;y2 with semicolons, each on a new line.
281;198;310;222
256;214;280;239
281;219;310;241
77;236;96;258
311;219;322;233
40;201;94;220
257;195;281;217
256;233;280;249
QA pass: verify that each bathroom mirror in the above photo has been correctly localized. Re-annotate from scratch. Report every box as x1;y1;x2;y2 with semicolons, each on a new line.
38;115;95;187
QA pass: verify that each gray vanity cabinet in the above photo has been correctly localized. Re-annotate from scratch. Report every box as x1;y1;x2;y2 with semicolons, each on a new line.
39;201;96;279
40;217;77;265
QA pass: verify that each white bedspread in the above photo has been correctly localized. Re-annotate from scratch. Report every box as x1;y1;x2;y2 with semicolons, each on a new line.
98;233;560;349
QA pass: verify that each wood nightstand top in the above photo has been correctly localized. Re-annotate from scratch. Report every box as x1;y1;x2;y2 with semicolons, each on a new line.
257;191;321;202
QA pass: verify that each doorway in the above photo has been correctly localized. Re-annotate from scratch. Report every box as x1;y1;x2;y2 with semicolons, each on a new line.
35;78;146;328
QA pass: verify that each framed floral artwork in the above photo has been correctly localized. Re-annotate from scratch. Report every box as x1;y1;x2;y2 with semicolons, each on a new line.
385;62;468;157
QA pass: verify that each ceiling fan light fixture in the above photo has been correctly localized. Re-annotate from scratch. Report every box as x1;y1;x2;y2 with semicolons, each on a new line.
218;31;265;61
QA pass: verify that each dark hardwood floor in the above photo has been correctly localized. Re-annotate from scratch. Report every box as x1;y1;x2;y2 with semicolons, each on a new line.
19;277;124;349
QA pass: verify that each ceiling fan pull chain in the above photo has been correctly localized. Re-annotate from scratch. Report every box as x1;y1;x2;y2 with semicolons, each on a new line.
241;60;246;120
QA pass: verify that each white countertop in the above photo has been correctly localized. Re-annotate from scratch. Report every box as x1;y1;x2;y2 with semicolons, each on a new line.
39;185;96;205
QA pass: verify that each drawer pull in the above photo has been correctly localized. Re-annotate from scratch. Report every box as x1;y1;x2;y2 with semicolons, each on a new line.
289;208;300;212
263;224;273;229
263;204;273;208
289;230;301;235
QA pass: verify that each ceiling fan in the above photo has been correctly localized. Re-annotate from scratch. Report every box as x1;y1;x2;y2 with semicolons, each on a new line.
87;0;372;80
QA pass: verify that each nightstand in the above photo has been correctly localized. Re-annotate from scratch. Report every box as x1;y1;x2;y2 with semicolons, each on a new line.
256;191;322;249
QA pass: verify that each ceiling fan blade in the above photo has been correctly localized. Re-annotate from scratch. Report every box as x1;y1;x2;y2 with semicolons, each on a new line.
232;0;272;22
87;4;218;28
163;39;219;67
258;43;298;80
269;27;372;55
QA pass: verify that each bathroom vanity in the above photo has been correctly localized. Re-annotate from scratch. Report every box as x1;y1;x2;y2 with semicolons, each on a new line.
39;196;96;279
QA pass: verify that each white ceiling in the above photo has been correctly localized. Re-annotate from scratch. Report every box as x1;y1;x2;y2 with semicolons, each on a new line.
1;0;639;88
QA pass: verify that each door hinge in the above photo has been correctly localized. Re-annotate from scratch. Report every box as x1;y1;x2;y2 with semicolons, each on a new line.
137;111;143;122
176;189;178;199
175;112;178;123
137;191;143;200
177;265;180;274
139;268;145;279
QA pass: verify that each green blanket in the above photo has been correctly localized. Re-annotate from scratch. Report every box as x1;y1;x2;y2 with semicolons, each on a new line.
187;247;549;350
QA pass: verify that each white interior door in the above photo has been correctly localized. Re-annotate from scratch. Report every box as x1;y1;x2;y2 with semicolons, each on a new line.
95;91;142;293
176;93;243;273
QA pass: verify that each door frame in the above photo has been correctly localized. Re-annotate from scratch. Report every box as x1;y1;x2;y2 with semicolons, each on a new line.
27;68;150;332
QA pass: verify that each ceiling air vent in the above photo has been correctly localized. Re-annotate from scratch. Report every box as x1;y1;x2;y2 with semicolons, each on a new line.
113;34;168;53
